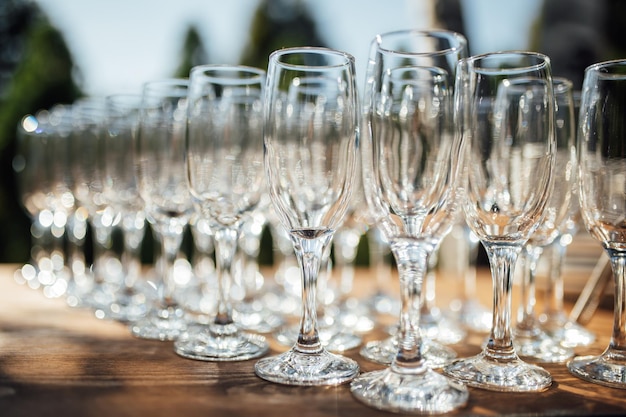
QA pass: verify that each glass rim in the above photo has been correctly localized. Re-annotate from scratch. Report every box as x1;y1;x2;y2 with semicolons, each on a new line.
269;46;355;70
373;28;467;58
462;50;551;75
142;78;189;97
584;58;626;79
189;64;266;84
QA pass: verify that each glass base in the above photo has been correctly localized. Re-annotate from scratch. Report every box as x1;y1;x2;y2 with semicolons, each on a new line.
542;319;596;348
174;323;268;362
420;308;466;345
443;351;552;392
233;301;285;334
360;335;456;368
274;323;361;352
350;367;468;414
449;298;492;334
513;330;574;363
130;307;188;341
254;347;359;386
567;349;626;389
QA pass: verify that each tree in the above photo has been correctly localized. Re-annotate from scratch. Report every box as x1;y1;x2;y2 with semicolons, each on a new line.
239;0;327;70
0;0;81;262
173;25;209;78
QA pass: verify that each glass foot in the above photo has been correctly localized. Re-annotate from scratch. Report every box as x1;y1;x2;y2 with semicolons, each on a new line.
543;319;596;348
449;298;492;334
129;307;188;341
513;330;574;363
443;351;552;392
233;301;285;334
360;335;456;368
350;367;468;414
567;349;626;389
254;347;359;386
274;323;361;352
420;308;466;345
174;323;268;361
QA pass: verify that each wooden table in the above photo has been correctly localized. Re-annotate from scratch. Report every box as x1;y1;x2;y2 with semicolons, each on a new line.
0;263;624;416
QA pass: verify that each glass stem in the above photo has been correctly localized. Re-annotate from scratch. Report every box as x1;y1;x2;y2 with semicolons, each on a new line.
213;227;238;326
483;242;522;360
516;245;543;335
291;232;333;354
91;215;113;285
121;216;145;290
543;240;567;324
608;250;626;353
158;232;183;311
390;237;432;374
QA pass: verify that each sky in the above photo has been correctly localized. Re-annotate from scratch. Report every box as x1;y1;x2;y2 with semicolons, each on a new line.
33;0;543;97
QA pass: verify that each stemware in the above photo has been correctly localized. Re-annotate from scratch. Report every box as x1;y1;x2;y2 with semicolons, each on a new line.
567;59;626;388
511;77;576;363
130;79;194;341
174;65;269;361
351;63;468;413
443;51;556;392
540;89;596;347
358;29;466;368
14;109;69;296
102;94;152;322
254;47;360;386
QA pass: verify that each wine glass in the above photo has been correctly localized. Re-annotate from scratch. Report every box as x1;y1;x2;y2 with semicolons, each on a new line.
540;89;596;347
358;29;466;368
443;51;556;392
174;65;269;361
254;47;360;386
14;109;69;295
102;94;152;322
130;79;194;341
69;98;122;311
511;77;576;363
567;58;626;388
350;61;468;413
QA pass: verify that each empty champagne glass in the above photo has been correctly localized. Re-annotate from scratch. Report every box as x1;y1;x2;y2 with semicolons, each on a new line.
102;94;151;322
540;89;596;347
351;62;468;413
511;77;577;363
567;59;626;388
254;47;360;385
174;64;269;361
443;51;556;392
358;29;466;369
130;79;194;341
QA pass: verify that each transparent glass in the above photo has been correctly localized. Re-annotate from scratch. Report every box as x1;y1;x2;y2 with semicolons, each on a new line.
254;47;360;386
352;30;469;414
174;65;269;361
511;78;577;363
567;59;626;388
103;94;151;322
130;79;194;341
358;29;466;371
443;51;555;392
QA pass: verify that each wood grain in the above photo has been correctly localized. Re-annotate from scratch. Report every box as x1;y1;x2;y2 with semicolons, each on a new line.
0;264;624;417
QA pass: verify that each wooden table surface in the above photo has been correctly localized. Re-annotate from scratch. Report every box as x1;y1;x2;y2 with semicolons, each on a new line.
0;263;624;417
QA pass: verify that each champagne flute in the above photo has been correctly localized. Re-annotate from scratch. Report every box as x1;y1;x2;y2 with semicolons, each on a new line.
130;79;194;341
102;94;151;322
174;64;269;361
254;47;360;386
511;77;576;363
567;58;626;388
358;29;466;367
351;62;468;413
443;51;555;392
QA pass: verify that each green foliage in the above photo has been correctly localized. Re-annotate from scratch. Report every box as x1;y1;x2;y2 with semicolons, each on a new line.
173;25;209;78
238;0;327;70
0;1;81;262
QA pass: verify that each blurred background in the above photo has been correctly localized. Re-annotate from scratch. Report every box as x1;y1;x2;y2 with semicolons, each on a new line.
1;0;625;265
